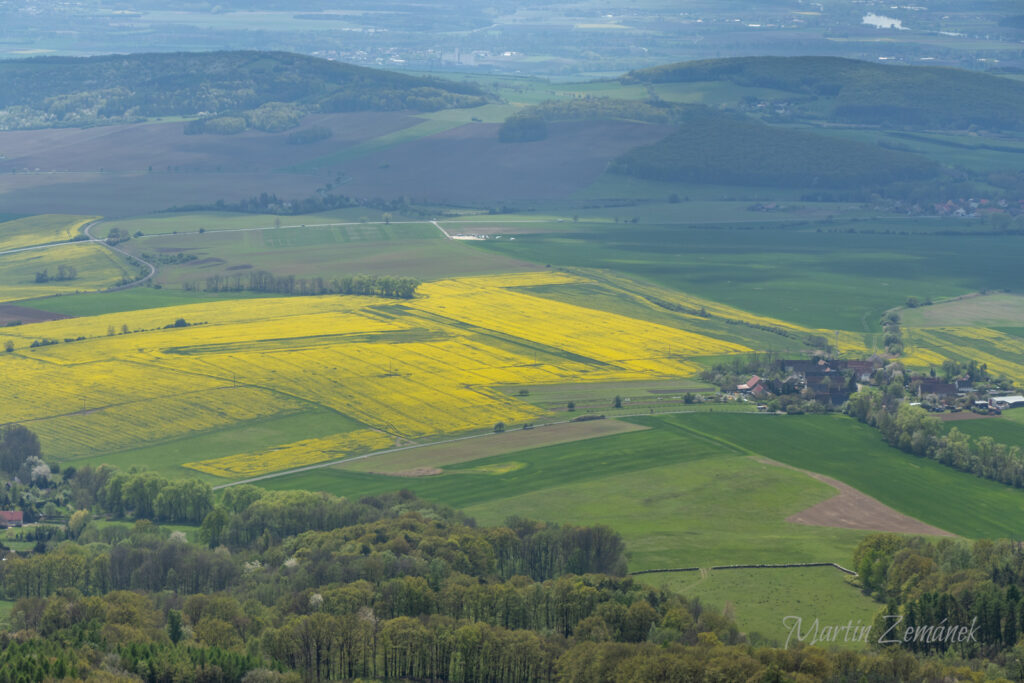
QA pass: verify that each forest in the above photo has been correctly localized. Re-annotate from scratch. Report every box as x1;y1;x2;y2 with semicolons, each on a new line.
0;51;487;131
0;461;1016;682
609;113;939;189
626;56;1024;131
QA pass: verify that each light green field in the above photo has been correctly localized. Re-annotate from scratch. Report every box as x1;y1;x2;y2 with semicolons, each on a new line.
901;293;1024;327
0;242;133;303
71;408;365;482
642;567;878;648
118;221;540;288
0;214;96;252
0;600;14;627
0;527;35;553
100;209;418;237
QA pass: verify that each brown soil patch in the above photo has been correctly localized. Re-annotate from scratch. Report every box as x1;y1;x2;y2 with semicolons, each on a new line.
0;303;71;325
937;412;995;422
192;257;226;267
757;457;955;536
226;264;253;271
380;467;443;477
339;419;649;474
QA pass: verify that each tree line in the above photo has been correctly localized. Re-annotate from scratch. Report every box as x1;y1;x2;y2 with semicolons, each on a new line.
190;271;419;299
846;389;1024;488
165;191;418;217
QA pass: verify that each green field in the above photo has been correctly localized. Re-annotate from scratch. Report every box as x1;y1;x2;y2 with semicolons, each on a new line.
71;408;366;481
944;414;1024;450
114;219;539;289
21;287;282;317
261;417;870;569
674;413;1024;539
471;223;1023;330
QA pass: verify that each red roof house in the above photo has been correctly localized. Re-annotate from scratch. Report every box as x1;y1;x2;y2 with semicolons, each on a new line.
0;511;23;528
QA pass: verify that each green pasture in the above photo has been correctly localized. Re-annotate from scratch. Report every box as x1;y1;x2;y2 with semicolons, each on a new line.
470;223;1022;331
642;567;878;648
69;408;365;481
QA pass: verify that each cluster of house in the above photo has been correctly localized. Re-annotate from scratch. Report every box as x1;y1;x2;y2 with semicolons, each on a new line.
932;197;1021;218
735;357;1024;413
736;358;867;405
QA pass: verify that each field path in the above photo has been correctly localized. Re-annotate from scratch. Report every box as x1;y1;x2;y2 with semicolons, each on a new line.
83;219;157;290
757;457;956;537
431;220;453;239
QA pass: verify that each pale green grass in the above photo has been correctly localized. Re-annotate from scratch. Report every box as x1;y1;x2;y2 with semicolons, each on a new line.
643;567;879;648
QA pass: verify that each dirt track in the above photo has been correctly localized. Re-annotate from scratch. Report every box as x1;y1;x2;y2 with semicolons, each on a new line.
757;458;956;537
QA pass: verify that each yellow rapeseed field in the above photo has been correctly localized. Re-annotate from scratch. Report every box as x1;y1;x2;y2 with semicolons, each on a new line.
184;429;395;478
905;327;1024;384
3;271;764;477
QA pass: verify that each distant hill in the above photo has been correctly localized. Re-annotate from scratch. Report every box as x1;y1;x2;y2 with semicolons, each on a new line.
0;50;487;131
625;56;1024;131
610;110;939;189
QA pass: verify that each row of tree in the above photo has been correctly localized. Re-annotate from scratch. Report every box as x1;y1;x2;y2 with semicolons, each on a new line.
192;271;420;299
846;389;1024;488
32;265;76;283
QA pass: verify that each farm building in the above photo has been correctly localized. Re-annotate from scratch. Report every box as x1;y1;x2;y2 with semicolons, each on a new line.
737;375;768;396
992;395;1024;409
915;378;957;398
0;510;24;528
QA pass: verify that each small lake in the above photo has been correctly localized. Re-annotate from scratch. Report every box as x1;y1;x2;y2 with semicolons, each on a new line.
863;13;907;30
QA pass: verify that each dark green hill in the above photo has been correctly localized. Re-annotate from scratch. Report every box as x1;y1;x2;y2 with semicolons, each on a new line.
625;56;1024;130
610;111;939;189
0;50;487;130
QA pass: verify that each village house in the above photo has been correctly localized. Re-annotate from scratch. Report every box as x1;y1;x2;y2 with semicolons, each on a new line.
0;510;24;528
